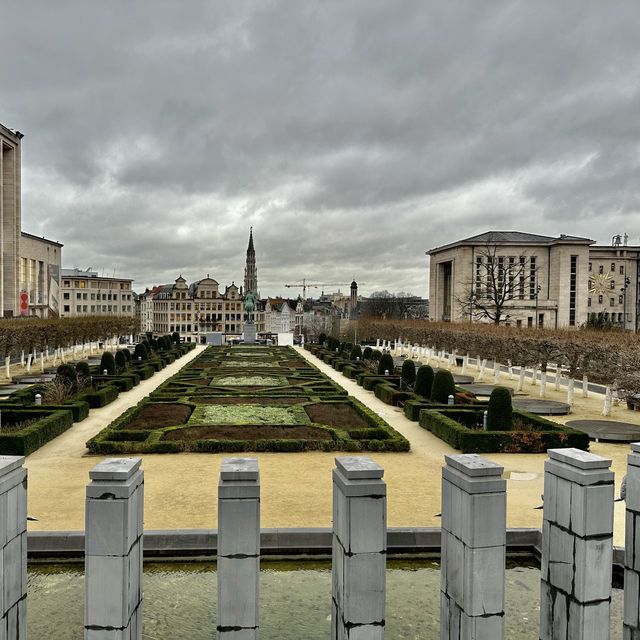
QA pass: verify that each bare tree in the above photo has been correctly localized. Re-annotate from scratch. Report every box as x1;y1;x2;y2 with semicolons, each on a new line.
361;291;426;320
457;243;539;324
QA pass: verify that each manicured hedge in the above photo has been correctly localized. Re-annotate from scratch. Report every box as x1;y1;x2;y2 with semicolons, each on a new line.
374;383;412;407
418;408;589;453
79;385;119;409
0;409;74;455
91;376;134;392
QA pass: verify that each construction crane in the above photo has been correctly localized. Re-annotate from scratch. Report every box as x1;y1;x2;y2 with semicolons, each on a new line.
284;279;364;298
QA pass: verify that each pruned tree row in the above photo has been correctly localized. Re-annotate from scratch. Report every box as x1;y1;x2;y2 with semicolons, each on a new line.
352;319;640;399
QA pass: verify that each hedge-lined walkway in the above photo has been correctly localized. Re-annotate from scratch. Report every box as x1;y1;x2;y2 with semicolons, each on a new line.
24;344;631;546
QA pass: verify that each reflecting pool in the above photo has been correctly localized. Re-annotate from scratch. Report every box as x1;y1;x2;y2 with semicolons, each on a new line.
28;558;624;639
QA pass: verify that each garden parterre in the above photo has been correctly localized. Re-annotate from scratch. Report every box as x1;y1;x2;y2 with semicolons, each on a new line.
87;345;410;453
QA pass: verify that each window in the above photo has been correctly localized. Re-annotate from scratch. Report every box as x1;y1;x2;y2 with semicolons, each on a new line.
610;298;615;307
611;263;616;272
569;256;578;326
63;293;70;300
63;280;70;287
529;256;537;299
76;293;81;300
76;305;81;312
619;295;624;304
588;262;592;272
91;306;95;313
610;280;615;289
599;265;604;274
63;305;70;312
82;305;87;312
620;266;625;275
588;298;592;307
598;295;603;304
79;281;86;289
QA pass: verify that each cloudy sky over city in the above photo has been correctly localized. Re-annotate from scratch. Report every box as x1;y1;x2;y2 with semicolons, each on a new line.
2;1;639;297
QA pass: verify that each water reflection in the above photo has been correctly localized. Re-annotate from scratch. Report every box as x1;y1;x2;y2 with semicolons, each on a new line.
27;558;624;639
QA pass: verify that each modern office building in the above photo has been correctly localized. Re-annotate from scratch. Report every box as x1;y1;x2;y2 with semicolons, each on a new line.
60;268;135;318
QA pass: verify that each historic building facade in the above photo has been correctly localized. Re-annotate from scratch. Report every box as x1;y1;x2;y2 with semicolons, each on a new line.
428;231;640;330
60;268;135;318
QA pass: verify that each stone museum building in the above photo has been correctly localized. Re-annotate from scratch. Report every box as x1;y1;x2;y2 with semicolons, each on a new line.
428;231;640;330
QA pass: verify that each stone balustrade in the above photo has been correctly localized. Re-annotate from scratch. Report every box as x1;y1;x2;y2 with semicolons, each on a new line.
2;448;639;638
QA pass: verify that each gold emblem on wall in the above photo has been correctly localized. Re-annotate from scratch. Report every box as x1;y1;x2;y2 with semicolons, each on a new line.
588;272;612;295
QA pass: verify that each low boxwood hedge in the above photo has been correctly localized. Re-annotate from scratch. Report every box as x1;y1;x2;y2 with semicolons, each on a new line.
0;409;74;455
374;383;412;407
91;376;134;392
79;385;119;408
418;408;589;453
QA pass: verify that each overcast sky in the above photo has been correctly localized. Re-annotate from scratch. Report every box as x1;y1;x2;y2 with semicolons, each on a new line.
2;1;639;298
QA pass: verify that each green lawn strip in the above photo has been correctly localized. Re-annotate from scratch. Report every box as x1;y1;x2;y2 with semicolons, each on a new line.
188;404;311;426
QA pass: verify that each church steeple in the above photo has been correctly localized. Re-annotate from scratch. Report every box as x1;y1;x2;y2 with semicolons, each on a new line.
244;227;259;297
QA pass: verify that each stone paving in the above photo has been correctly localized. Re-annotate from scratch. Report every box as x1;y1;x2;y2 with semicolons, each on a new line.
20;344;640;547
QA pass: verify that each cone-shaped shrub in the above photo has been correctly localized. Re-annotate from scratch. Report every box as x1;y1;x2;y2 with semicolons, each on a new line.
378;353;395;375
100;351;116;375
487;386;513;430
350;345;363;361
133;343;149;361
363;346;372;360
114;350;127;372
172;331;181;345
401;359;416;388
75;361;91;378
122;348;132;362
415;365;435;398
371;350;382;362
318;332;326;346
430;369;456;403
56;363;77;388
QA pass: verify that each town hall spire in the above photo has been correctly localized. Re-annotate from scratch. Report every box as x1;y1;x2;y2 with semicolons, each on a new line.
244;227;259;298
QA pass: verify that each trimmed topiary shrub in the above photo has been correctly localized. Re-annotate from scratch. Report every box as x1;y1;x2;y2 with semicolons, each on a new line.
100;352;116;375
75;361;91;378
133;343;149;361
318;332;326;345
486;386;513;430
172;331;181;345
122;348;132;362
371;350;382;362
430;370;456;404
56;364;77;388
350;345;363;361
114;350;127;372
363;346;372;360
401;359;416;388
377;353;395;375
415;365;435;398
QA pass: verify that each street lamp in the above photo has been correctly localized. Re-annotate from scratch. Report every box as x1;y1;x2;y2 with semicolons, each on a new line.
534;284;542;328
621;276;631;330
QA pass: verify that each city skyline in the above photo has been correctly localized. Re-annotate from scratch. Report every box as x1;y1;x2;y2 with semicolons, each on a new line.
2;1;639;297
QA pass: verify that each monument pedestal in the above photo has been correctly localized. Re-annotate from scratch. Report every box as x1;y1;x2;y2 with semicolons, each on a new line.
244;322;257;344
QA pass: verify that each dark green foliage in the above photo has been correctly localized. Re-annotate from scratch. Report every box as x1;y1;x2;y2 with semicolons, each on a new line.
122;348;132;362
318;332;326;345
56;364;77;388
350;345;363;361
115;350;127;372
377;353;394;375
487;387;513;430
374;383;413;406
75;361;91;378
100;352;116;375
172;331;181;344
418;408;589;453
401;359;416;388
0;409;74;456
415;365;435;398
363;346;372;360
430;370;456;404
133;343;149;361
339;341;347;354
149;338;158;351
371;350;382;361
80;385;119;408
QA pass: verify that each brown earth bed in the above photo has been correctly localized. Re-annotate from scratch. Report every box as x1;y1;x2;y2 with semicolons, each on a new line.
163;425;333;441
305;403;369;429
126;404;193;430
196;397;309;406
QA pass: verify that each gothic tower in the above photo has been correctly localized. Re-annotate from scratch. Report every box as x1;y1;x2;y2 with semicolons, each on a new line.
350;280;358;320
244;227;259;297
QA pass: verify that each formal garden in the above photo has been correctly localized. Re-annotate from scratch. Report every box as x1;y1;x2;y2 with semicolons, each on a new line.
306;333;590;454
0;330;195;455
87;345;410;454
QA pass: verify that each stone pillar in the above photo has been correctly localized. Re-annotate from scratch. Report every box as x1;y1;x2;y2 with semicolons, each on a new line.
85;458;144;640
0;456;27;638
440;454;506;640
539;448;613;640
217;458;260;639
624;443;640;637
332;456;386;639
